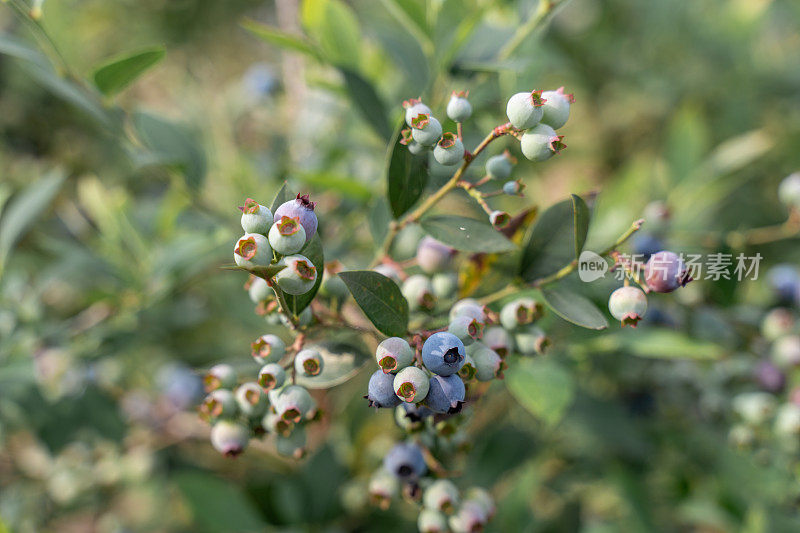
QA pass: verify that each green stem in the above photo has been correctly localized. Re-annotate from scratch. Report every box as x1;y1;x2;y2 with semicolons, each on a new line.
497;0;564;61
7;0;76;79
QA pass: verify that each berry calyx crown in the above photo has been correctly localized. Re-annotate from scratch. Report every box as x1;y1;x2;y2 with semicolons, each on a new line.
529;90;546;107
451;90;469;98
239;198;261;214
293;259;316;281
411;113;430;129
438;132;458;149
556;86;576;103
295;193;316;211
400;128;413;146
402;97;424;109
502;149;517;164
235;236;258;260
277;215;301;236
549;135;567;154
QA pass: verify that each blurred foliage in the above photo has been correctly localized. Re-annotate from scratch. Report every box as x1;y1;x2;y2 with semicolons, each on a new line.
1;0;800;531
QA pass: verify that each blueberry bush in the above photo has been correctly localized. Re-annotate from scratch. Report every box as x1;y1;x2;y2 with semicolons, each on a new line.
1;0;800;531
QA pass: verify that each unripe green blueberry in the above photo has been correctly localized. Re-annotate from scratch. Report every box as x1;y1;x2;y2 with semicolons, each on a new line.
201;389;237;420
247;276;271;303
295;348;324;377
446;91;472;122
234;233;272;268
483;326;514;358
274;384;317;423
520;124;566;162
489;210;509;229
775;403;800;437
417;236;455;274
449;298;486;323
411;114;443;147
467;342;504;381
464;487;495;519
204;363;237;392
514;324;550;355
276;425;307;459
503;179;524;196
732;392;776;425
374;263;403;283
257;363;286;392
457;354;477;381
369;468;399;509
391;223;424;261
448;315;484;346
608;286;648;327
540;87;574;129
403;98;432;127
401;127;428;155
423;479;460;514
433;133;465;166
251;334;285;364
320;268;348;299
268;215;306;256
402;274;436;312
376;337;415;374
211;420;249;457
432;272;458;299
261;410;293;436
506;90;546;129
500;298;543;330
234;382;268;418
418;508;449;533
449;501;488;533
761;308;796;341
485;151;515;180
239;198;273;234
778;172;800;210
275;254;317;295
771;335;800;367
393;366;430;403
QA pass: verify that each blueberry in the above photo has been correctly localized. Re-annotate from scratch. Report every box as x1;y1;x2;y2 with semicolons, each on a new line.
447;315;484;346
418;508;449;533
247;276;271;303
295;348;324;377
449;299;486;323
201;389;238;420
417;236;455;274
448;501;488;533
486;151;515;180
778;172;800;210
234;232;272;268
422;332;466;376
268;215;306;255
274;385;316;423
432;272;458;299
411;114;443;147
403;98;432;127
257;363;286;392
520;124;566;162
394;366;430;403
398;402;434;423
376;337;415;374
423;479;460;514
761;308;796;341
754;359;785;393
539;87;574;129
367;370;403;408
374;263;403;283
767;264;800;302
434;133;465;166
274;193;318;243
503;180;524;196
608;286;648;327
275;254;317;295
369;468;400;509
402;275;436;312
775;403;800;437
204;364;237;392
425;374;465;414
631;233;664;260
261;410;293;436
771;335;800;368
514;324;550;355
446;91;472;122
234;382;268;418
489;210;510;229
276;425;307;459
467;342;504;381
210;420;249;457
644;251;691;293
239;198;273;234
383;442;427;480
732;392;776;425
483;326;514;358
464;487;495;519
506;90;546;130
499;298;543;330
251;334;286;364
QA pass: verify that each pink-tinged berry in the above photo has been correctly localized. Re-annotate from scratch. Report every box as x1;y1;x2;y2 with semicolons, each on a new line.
274;194;317;243
506;90;546;129
540;87;574;129
210;420;249;457
234;233;272;268
761;308;796;341
608;286;648;327
464;488;496;520
403;97;432;127
411;114;443;147
483;327;514;358
275;254;317;295
251;334;286;364
295;348;324;377
434;132;465;166
423;479;460;514
644;251;691;293
239;198;273;234
448;501;488;533
771;335;800;368
261;410;293;436
520;124;566;162
417;236;455;274
499;298;543;330
376;337;415;374
446;91;472;122
418;509;449;533
393;366;430;403
268;215;306;255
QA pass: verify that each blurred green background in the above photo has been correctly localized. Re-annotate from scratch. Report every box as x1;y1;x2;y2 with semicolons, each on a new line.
1;0;800;531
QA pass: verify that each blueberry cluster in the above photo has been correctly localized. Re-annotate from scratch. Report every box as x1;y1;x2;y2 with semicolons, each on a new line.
506;87;572;161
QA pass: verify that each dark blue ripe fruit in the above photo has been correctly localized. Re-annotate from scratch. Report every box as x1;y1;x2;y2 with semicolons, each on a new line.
383;442;427;480
366;370;402;408
425;374;466;414
422;332;466;376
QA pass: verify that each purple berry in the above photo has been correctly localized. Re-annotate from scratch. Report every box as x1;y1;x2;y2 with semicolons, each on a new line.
417;236;455;274
644;251;691;293
273;193;318;243
754;359;785;393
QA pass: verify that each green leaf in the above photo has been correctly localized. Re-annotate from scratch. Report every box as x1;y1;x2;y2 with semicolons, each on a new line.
221;263;286;280
338;270;409;336
280;234;324;316
572;194;590;259
506;358;575;427
301;0;361;68
295;171;372;202
585;329;724;360
241;19;322;60
666;105;708;184
421;215;515;253
133;111;207;191
175;471;265;532
385;122;428;218
339;68;392;141
270;182;290;213
0;170;65;271
295;341;370;389
93;46;165;97
541;286;608;330
520;198;585;281
368;197;391;246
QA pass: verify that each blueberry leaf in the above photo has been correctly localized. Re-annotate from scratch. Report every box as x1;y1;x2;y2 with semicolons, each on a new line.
338;270;409;337
420;215;515;253
541;286;608;330
368;197;391;246
175;471;265;531
93;46;165;97
270;182;290;213
340;68;392;141
241;18;323;61
221;263;286;280
386;122;428;218
280;234;324;317
572;194;590;259
506;358;575;427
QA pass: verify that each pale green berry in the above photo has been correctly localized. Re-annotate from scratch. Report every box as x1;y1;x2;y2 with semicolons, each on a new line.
404;98;432;127
234;382;268;418
483;327;514;358
514;324;550;355
234;232;272;268
376;337;415;374
433;132;465;166
391;223;424;261
506;90;545;129
274;385;316;423
247;276;271;303
369;468;399;509
503;180;524;196
464;487;495;519
761;308;795;341
210;420;249;457
402;275;436;312
432;272;458;299
393;366;430;403
418;508;449;533
520;124;566;162
449;298;486;323
257;363;286;392
608;286;648;327
261;410;293;436
275;254;317;295
424;479;460;514
485;151;514;180
239;198;273;234
204;363;237;392
733;392;776;426
295;348;324;377
771;335;800;367
448;501;488;533
268;215;306;255
467;342;504;381
446;91;472;122
775;403;800;437
778;172;800;210
448;315;484;346
251;334;285;364
276;425;307;459
411;114;443;147
500;298;543;330
540;87;574;129
202;389;237;420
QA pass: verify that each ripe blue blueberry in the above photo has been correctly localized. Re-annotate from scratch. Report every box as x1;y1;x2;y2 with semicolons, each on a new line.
234;382;268;418
247;276;271;303
268;215;306;255
425;374;465;414
418;508;449;533
502;179;524;196
422;332;466;376
448;315;484;346
499;298;543;330
383;442;427;480
274;193;317;243
367;369;403;408
201;389;237;420
449;299;486;323
251;334;285;364
376;337;415;374
467;342;504;381
489;210;509;229
394;366;430;403
608;286;648;327
417;236;455;274
644;251;691;293
402;274;436;312
506;90;546;129
514;324;550;355
403;98;432;127
276;425;307;459
446;91;472;122
274;384;316;423
295;348;324;377
210;420;249;457
411;114;443;147
234;232;272;268
767;265;800;302
520;124;566;162
239;198;273;234
434;133;465;166
485;151;515;180
275;254;317;295
423;479;460;513
257;363;286;392
204;363;237;392
779;172;800;210
483;326;514;358
369;468;400;509
540;87;574;129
